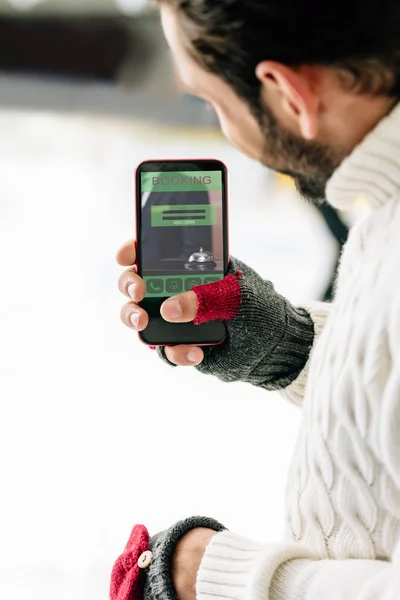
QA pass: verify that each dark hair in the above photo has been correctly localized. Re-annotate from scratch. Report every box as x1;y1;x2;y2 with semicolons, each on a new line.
157;0;400;107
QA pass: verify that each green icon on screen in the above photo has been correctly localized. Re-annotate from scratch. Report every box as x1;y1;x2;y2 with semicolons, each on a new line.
147;279;164;294
185;278;202;291
166;279;183;294
204;277;221;284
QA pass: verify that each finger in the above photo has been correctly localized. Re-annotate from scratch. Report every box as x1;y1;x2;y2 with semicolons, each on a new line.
120;302;149;331
165;345;204;367
116;240;136;267
118;268;146;303
160;291;198;323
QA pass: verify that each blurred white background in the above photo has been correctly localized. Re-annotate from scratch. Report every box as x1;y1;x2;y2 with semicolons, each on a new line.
0;3;345;599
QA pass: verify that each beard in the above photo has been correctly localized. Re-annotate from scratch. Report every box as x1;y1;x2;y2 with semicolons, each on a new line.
255;102;345;203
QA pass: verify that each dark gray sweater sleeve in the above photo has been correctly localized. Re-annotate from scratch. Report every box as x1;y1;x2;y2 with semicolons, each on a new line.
158;257;315;391
145;517;226;600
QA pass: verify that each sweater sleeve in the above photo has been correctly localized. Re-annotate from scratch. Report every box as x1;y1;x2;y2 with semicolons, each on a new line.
197;530;400;600
280;301;333;407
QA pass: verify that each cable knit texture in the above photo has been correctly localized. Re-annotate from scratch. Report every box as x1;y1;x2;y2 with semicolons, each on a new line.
197;103;400;600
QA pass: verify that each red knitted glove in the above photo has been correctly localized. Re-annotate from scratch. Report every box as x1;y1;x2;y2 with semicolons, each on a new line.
192;272;242;325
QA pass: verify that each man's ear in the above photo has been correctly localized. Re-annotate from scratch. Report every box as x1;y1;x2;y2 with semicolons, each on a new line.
255;61;320;140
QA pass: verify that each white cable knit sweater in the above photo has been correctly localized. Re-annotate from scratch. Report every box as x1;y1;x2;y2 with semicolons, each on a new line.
196;105;400;600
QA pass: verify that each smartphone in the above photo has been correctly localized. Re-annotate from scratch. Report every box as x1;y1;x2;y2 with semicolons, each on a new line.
136;159;229;346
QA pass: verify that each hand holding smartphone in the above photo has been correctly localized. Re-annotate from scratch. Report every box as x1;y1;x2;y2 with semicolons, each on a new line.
120;164;313;379
135;159;229;347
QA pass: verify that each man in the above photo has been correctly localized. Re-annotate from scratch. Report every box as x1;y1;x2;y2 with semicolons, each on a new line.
114;2;400;600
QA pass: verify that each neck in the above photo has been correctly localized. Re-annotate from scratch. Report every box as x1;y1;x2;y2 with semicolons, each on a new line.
327;102;400;211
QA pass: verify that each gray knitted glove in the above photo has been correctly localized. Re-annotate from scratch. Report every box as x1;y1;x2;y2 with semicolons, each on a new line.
159;257;315;391
110;516;226;600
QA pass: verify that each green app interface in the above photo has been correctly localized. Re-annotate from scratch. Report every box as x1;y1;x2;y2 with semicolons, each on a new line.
141;171;225;298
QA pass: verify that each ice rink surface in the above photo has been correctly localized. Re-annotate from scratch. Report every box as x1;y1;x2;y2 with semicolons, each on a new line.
0;109;339;599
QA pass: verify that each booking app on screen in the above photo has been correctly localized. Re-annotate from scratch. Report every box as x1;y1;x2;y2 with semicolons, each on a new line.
140;171;224;297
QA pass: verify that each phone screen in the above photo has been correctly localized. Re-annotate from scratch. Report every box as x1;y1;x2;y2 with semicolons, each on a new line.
136;160;228;346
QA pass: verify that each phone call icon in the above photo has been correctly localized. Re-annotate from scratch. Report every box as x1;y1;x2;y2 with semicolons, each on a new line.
147;279;164;294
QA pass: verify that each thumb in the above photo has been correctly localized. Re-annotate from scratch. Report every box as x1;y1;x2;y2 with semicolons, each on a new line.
161;291;199;323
